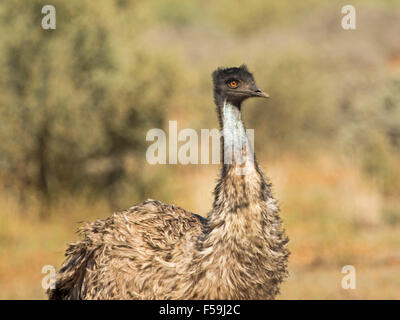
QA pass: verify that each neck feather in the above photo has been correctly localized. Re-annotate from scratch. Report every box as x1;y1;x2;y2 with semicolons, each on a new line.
210;98;269;218
191;98;287;299
220;100;255;173
188;92;288;299
187;90;289;299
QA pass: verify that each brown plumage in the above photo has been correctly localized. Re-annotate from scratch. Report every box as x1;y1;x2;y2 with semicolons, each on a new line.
48;65;289;300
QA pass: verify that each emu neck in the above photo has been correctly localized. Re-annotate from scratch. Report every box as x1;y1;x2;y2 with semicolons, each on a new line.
210;98;269;220
221;100;254;170
194;94;288;299
192;98;281;298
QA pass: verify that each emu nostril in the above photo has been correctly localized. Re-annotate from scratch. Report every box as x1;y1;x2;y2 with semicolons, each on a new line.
253;88;269;98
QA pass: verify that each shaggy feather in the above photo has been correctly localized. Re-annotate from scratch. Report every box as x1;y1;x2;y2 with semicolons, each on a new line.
48;65;289;300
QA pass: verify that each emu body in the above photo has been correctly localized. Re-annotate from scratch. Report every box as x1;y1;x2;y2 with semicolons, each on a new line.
48;65;289;300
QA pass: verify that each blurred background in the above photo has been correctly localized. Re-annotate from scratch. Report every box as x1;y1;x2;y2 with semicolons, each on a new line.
0;0;399;299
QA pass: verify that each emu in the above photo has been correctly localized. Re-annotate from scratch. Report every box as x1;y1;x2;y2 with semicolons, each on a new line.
48;65;289;300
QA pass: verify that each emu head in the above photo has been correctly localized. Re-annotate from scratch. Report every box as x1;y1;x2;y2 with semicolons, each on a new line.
212;65;269;106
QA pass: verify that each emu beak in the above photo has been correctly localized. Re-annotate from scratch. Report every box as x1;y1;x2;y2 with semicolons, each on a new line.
253;88;270;98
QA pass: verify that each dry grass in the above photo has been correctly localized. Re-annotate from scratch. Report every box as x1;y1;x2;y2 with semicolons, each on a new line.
0;153;399;299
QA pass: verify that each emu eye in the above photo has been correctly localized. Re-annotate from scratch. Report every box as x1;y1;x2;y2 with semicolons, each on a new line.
228;80;239;88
